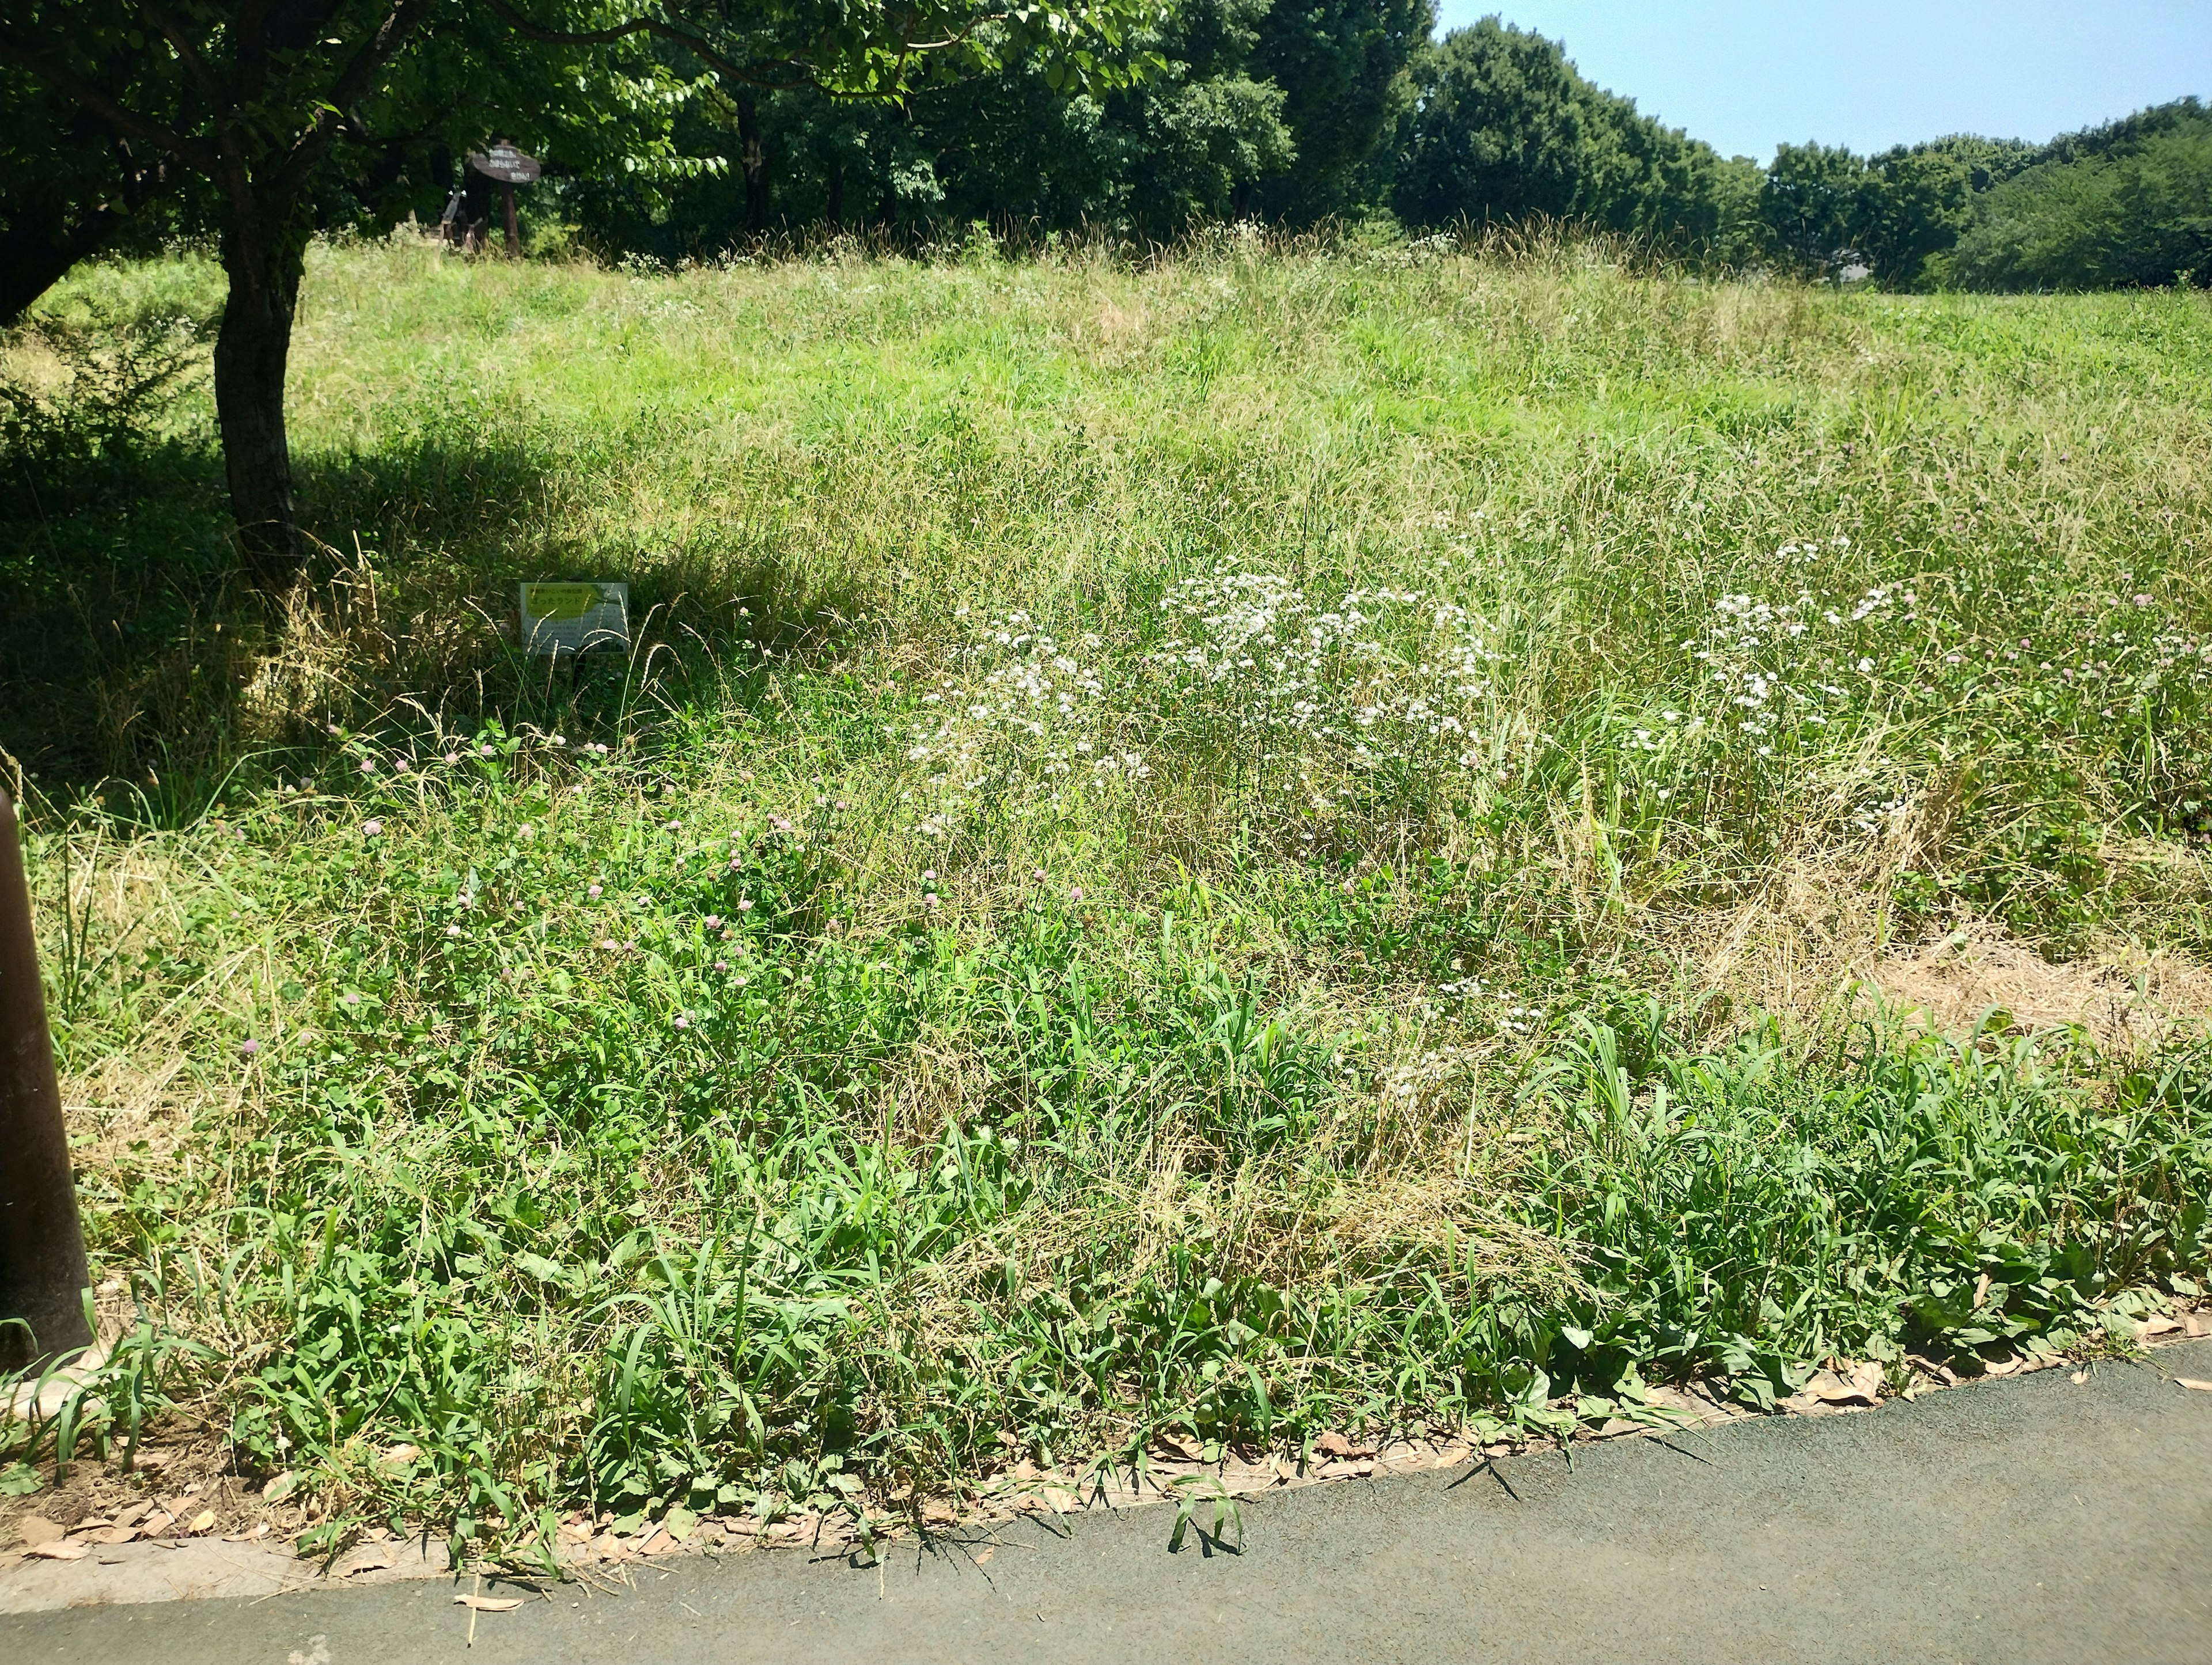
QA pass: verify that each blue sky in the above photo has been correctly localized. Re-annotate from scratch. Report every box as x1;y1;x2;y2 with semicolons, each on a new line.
1430;2;2212;161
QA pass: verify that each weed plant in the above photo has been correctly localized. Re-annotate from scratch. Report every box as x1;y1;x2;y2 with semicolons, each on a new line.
3;230;2210;1556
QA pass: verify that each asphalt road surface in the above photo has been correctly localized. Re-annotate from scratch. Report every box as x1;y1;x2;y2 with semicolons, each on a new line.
11;1340;2212;1664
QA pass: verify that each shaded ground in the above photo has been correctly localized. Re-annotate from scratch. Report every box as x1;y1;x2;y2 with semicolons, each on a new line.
7;1340;2211;1664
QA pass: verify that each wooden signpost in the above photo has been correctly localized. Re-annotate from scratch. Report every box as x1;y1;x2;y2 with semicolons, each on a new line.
467;143;542;258
0;788;92;1372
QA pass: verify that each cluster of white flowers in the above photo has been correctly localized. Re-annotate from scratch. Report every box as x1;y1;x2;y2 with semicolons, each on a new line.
899;609;1146;837
1436;973;1547;1037
1592;538;2212;850
1626;545;1906;773
1850;795;1915;838
1148;563;1502;776
1370;1039;1516;1105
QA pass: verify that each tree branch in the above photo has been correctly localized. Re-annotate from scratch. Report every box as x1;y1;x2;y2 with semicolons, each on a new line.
271;0;437;202
476;0;943;94
236;0;278;101
0;34;221;174
126;0;234;115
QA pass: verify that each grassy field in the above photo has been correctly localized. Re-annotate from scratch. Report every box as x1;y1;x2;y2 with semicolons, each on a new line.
4;232;2211;1559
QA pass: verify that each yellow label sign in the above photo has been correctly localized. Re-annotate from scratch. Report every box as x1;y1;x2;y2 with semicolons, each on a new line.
521;583;615;621
518;582;628;655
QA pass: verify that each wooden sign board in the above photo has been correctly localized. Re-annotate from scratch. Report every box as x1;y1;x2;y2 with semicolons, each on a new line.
519;582;628;657
469;145;542;185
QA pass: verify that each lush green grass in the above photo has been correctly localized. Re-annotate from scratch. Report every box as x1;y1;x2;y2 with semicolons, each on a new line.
4;233;2211;1558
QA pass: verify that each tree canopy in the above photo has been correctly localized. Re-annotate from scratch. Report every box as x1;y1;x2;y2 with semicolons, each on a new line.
1938;100;2212;290
0;0;1159;588
1391;16;1751;249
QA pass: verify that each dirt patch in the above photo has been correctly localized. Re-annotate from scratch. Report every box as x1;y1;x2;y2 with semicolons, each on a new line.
1872;930;2212;1049
1664;852;2212;1049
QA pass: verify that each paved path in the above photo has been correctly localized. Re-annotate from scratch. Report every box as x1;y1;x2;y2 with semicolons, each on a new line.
11;1341;2212;1664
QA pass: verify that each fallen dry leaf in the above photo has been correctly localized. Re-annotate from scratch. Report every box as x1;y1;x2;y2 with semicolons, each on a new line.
188;1511;217;1535
974;1548;994;1566
2137;1314;2182;1339
453;1594;525;1612
17;1516;66;1549
2186;1314;2212;1338
90;1525;142;1547
2176;1378;2212;1393
1313;1431;1356;1459
23;1542;89;1561
1803;1369;1878;1407
1157;1432;1203;1462
2071;1370;2089;1385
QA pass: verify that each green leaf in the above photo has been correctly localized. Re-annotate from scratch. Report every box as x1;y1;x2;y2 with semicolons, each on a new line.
515;1253;568;1286
0;1462;42;1496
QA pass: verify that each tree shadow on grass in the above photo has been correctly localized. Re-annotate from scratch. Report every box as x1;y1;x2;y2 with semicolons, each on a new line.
0;423;871;824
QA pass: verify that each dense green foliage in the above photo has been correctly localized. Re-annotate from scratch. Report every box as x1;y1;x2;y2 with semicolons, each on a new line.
6;5;2203;312
1941;104;2212;291
1754;105;2212;292
1389;18;1756;252
3;243;2209;1553
581;0;1308;246
563;17;2206;295
0;0;1162;331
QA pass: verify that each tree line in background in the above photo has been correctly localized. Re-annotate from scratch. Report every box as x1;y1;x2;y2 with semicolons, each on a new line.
560;13;2212;292
9;7;2210;307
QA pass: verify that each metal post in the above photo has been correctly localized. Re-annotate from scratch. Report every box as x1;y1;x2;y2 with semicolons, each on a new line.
502;180;520;258
0;787;92;1372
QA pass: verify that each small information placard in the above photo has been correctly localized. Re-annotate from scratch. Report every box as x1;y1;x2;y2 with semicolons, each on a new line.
518;582;629;657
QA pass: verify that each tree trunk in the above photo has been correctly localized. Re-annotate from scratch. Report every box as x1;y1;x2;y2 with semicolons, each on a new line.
738;91;767;230
214;206;309;596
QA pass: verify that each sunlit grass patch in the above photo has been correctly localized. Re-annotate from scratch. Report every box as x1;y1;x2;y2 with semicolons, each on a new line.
3;235;2211;1561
